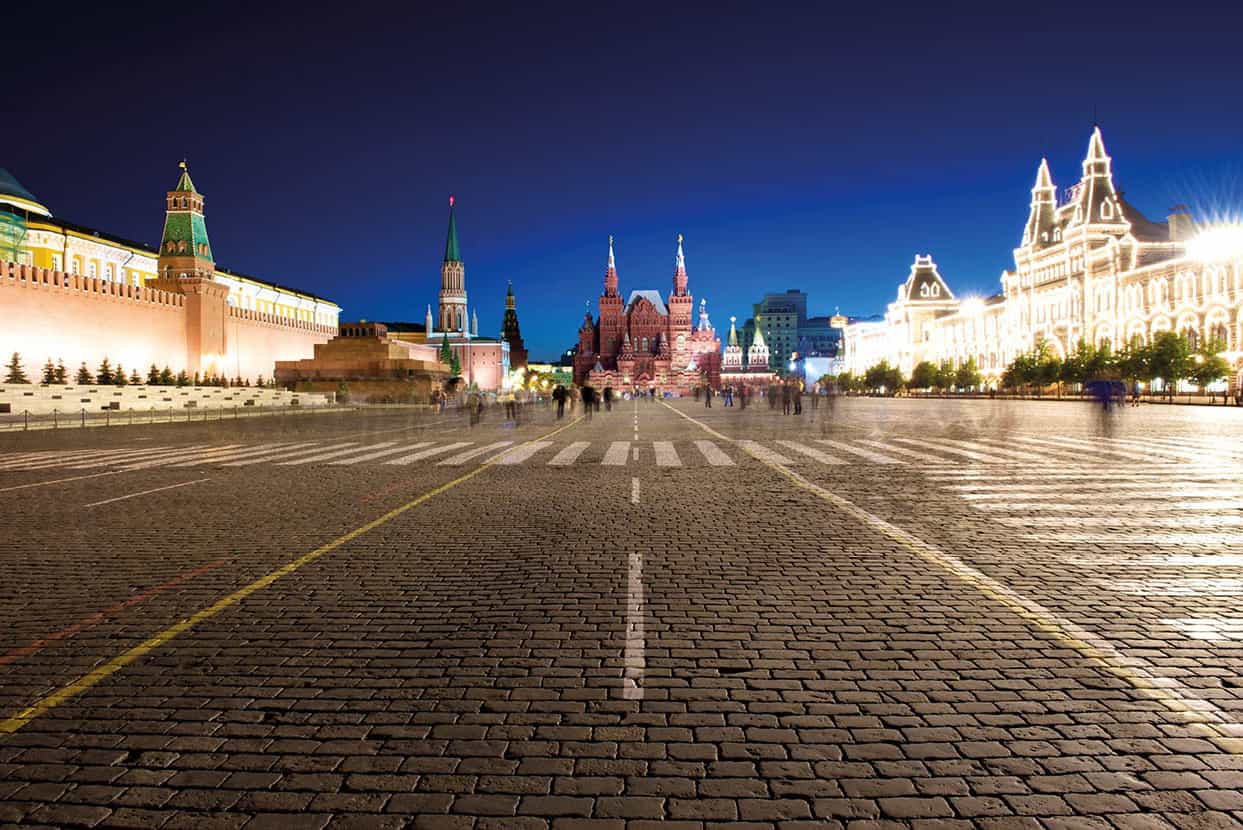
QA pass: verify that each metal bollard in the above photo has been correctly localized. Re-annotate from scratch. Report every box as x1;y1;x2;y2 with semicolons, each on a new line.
81;408;85;428
24;410;28;431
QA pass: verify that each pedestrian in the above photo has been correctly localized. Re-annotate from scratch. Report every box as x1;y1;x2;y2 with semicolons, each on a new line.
768;385;778;409
781;383;792;415
604;386;614;412
704;384;712;408
811;387;818;410
793;385;802;415
723;384;734;407
581;384;596;420
553;384;566;419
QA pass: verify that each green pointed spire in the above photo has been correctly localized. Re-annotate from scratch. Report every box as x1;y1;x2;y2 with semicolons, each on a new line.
443;195;461;263
174;160;197;193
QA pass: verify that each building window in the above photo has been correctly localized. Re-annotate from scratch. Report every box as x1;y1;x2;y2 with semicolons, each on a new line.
105;263;114;281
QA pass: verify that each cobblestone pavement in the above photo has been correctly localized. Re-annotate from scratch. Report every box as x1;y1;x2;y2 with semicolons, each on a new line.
2;396;1243;829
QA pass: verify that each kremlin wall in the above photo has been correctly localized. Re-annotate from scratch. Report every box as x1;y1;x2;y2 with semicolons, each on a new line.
0;165;338;385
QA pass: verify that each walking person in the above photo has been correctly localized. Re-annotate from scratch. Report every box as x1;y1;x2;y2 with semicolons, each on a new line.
781;382;792;415
604;386;613;412
581;384;596;420
793;384;802;415
723;384;734;407
704;384;712;407
553;384;566;419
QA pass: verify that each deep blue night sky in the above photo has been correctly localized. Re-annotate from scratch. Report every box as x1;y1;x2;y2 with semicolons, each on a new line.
7;1;1242;359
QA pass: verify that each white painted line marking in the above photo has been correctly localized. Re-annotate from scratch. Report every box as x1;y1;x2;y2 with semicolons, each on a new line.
623;548;645;701
738;440;798;464
858;440;950;465
812;439;898;464
935;438;1047;462
957;485;1235;500
950;480;1241;493
971;499;1243;513
1010;435;1153;463
0;448;142;470
384;442;472;465
775;440;843;465
120;445;246;470
603;442;630;466
329;442;433;466
893;437;999;463
225;442;357;467
694;440;735;466
495;441;553;465
1028;532;1243;545
42;445;205;470
632;446;638;461
653;441;681;467
548;441;590;466
85;478;211;508
438;441;513;466
279;442;398;466
0;470;123;493
171;442;304;467
175;442;320;467
1003;515;1243;528
631;476;640;504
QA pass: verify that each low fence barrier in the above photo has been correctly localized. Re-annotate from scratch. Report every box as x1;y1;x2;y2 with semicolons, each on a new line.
0;403;353;432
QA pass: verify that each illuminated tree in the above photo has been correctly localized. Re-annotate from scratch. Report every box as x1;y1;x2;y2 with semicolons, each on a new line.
909;361;937;391
41;359;56;385
955;357;981;391
148;364;161;385
159;366;174;386
53;360;66;384
4;353;29;384
95;357;114;385
75;362;93;385
175;370;190;387
1148;331;1191;399
129;369;142;385
114;364;128;386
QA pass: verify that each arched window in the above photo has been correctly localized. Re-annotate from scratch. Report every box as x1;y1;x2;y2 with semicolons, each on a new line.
1210;323;1229;348
1184;327;1199;351
1101;200;1113;220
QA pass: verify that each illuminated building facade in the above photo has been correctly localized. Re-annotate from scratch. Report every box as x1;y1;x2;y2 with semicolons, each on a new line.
574;236;720;392
844;127;1243;386
0;163;338;381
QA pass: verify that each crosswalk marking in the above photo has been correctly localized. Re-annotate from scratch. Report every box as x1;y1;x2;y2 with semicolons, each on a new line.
858;440;949;465
739;440;798;465
171;442;309;467
815;439;896;464
893;437;998;463
602;441;630;466
329;442;432;466
776;440;843;465
278;442;398;466
224;442;357;467
548;441;590;466
653;441;681;467
45;446;200;470
121;445;246;470
384;442;472;465
694;440;734;466
495;441;554;465
438;441;512;466
972;499;1243;512
187;442;322;467
935;437;1047;463
0;448;128;469
1010;435;1152;463
1002;515;1243;528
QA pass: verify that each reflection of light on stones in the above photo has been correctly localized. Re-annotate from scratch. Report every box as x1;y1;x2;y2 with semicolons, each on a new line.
1069;554;1243;567
1112;579;1243;595
1163;617;1243;641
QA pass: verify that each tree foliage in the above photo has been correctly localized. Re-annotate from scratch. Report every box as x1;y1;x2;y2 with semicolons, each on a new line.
4;352;29;384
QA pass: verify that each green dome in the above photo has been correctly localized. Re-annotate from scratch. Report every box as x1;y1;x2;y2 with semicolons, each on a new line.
0;168;50;216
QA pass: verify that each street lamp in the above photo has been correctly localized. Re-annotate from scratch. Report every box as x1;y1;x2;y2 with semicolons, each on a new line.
1188;223;1243;262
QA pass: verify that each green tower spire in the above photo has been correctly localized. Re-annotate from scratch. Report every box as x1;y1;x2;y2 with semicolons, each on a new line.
443;195;461;263
158;160;214;277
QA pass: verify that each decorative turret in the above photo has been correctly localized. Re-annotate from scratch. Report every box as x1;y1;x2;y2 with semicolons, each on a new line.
158;160;214;278
697;298;713;333
620;331;634;357
673;233;688;296
1071;126;1124;228
425;304;434;335
1022;158;1057;247
604;234;619;297
500;281;528;370
722;315;744;370
747;320;770;370
438;195;468;332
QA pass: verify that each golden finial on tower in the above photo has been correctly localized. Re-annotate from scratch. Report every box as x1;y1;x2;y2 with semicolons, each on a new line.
178;159;187;171
677;233;683;244
609;234;613;246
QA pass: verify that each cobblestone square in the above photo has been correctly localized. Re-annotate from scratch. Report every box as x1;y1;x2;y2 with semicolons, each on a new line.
2;397;1243;828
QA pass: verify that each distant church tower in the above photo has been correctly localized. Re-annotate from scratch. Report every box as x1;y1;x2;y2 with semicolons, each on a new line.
438;195;468;332
158;161;214;278
501;282;529;370
723;316;743;370
747;319;770;370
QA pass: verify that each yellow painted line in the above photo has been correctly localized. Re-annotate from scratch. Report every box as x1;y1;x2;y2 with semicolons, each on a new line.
0;416;583;736
660;401;1243;753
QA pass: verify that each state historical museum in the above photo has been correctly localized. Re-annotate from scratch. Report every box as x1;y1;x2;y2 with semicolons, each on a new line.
574;236;721;393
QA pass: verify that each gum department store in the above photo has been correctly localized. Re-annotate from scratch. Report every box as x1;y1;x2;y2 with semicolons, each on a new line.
845;127;1243;390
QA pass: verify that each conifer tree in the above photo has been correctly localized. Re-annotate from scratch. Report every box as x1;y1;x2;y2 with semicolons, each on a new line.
129;369;142;385
96;357;114;385
148;364;161;385
54;360;66;384
256;374;265;388
159;366;174;385
450;350;461;377
193;371;201;387
4;353;29;384
114;365;128;386
41;359;56;385
76;362;93;385
175;370;190;387
440;333;453;364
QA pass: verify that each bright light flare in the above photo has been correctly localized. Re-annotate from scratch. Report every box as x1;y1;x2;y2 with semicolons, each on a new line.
1188;223;1243;262
961;297;985;316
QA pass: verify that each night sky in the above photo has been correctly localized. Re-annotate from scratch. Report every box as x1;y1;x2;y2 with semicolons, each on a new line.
7;1;1242;360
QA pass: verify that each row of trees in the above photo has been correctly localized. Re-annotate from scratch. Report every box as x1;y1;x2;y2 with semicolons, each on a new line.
1001;333;1229;397
834;357;983;395
828;332;1233;398
3;353;277;389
